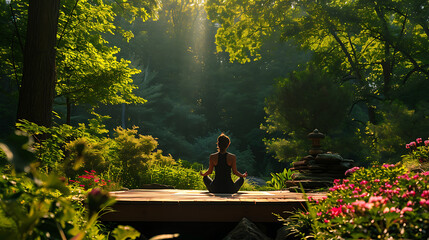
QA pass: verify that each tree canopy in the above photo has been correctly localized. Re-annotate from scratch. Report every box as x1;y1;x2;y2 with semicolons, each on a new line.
206;0;429;164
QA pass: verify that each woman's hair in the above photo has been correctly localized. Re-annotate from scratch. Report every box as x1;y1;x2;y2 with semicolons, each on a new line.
217;133;230;152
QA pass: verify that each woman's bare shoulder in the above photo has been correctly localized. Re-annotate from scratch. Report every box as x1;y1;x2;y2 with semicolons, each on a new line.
227;153;236;158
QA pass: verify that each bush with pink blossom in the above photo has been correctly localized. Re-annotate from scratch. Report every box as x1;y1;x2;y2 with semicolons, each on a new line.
69;170;119;191
279;164;429;239
402;137;429;170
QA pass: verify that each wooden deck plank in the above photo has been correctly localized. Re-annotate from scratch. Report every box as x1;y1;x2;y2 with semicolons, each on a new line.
102;189;326;223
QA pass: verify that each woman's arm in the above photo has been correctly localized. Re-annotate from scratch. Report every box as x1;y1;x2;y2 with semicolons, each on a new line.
200;155;215;176
231;155;248;178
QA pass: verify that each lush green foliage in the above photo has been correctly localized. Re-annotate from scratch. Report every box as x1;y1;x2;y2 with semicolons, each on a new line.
279;164;429;239
56;0;146;112
206;0;429;166
144;162;206;189
15;118;208;190
266;168;294;190
0;132;141;240
262;65;356;163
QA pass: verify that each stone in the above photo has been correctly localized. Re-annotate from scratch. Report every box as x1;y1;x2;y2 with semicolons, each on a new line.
223;218;271;240
289;129;355;190
314;153;343;162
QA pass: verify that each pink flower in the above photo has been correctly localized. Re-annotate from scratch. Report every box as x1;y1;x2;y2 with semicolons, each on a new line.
416;138;423;144
425;140;429;146
368;196;385;203
345;167;360;176
360;180;368;185
374;179;380;183
329;206;343;217
390;207;400;213
80;184;85;188
317;212;322;216
324;219;330;223
352;200;374;209
382;164;395;168
383;207;390;214
407;201;413;206
409;141;417;147
401;207;413;213
406;144;410;149
360;192;369;198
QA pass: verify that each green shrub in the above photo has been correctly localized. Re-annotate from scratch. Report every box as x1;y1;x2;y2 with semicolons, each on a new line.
64;137;112;179
144;162;205;189
16;119;104;174
266;168;295;190
0;131;140;240
281;164;429;239
112;126;174;188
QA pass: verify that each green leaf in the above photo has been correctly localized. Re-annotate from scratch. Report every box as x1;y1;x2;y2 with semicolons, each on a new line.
44;174;70;195
0;131;35;173
111;225;141;240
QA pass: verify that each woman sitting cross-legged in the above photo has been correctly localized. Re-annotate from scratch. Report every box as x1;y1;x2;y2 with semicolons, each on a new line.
200;133;248;193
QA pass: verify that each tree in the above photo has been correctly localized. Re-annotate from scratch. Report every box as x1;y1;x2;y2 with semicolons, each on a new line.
262;65;355;163
206;0;429;163
205;0;428;108
55;0;146;124
16;0;60;127
5;0;159;127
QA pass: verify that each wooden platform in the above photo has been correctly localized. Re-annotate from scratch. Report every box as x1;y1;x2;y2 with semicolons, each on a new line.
101;189;326;223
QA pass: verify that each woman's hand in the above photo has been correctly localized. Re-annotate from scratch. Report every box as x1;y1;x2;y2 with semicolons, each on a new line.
242;172;248;178
199;171;205;176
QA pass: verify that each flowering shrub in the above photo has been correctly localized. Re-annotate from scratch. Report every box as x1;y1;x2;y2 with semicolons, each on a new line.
0;131;141;240
69;170;118;191
282;164;429;239
403;137;429;164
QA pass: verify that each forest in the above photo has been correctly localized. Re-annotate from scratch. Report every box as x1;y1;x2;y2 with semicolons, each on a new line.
0;0;428;239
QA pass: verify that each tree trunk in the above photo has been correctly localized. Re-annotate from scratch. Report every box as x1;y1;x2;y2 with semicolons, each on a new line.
16;0;60;127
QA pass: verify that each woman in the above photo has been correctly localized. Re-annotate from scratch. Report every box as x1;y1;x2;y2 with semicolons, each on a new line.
200;133;248;193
